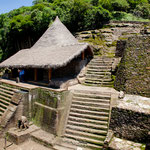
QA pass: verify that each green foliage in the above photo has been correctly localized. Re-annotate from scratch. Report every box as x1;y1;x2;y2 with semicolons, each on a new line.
91;0;99;6
112;11;150;21
0;0;149;62
133;3;150;19
99;0;112;10
84;6;112;29
127;0;148;9
111;0;129;11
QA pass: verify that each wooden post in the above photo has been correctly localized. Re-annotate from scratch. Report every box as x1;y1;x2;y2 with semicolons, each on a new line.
48;68;52;81
82;51;85;60
34;68;37;81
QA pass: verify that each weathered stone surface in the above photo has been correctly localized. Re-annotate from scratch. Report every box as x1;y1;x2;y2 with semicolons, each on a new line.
31;129;55;147
115;40;126;57
7;125;40;145
114;35;150;97
109;137;146;150
0;138;52;150
11;92;23;104
110;94;150;143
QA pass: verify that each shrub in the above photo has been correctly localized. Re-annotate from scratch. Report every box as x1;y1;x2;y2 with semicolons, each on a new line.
133;3;150;19
111;0;130;11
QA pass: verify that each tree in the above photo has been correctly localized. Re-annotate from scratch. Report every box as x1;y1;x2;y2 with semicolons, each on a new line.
91;0;99;6
133;3;150;18
84;5;112;29
127;0;148;9
111;0;129;11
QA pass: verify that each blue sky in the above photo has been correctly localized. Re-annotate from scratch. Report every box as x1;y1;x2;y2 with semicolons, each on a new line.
0;0;33;14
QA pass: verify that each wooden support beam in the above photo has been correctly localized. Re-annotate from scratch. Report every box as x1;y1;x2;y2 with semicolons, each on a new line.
48;68;52;81
34;68;37;81
82;51;85;60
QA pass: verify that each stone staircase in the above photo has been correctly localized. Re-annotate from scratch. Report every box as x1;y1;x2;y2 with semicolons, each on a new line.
84;57;114;87
0;84;21;128
62;89;111;150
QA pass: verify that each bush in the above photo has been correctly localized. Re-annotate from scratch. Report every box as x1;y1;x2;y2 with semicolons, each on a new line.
133;3;150;19
99;0;113;11
111;0;129;11
127;0;148;9
84;6;112;29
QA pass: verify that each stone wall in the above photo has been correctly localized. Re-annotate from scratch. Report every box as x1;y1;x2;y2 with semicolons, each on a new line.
110;107;150;143
31;88;69;135
114;35;150;97
115;40;126;57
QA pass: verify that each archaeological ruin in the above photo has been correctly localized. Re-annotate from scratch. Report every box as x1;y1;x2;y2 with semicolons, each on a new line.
0;17;149;150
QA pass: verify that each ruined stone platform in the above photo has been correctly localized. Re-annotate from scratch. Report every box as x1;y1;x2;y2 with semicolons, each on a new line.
117;94;150;114
7;125;40;145
68;84;118;94
109;137;146;150
0;79;38;90
31;129;55;148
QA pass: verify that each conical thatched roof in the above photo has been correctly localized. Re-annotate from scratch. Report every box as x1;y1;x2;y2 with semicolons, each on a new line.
33;16;79;48
0;17;93;69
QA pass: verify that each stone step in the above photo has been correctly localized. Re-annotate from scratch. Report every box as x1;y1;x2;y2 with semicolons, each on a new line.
92;57;113;61
72;96;110;104
70;108;109;116
88;65;112;69
0;102;8;109
86;74;111;79
72;101;110;108
64;133;104;146
87;71;111;75
89;61;112;65
0;106;6;112
91;60;113;63
73;89;111;96
68;116;108;126
54;142;77;150
0;85;16;92
71;104;109;112
0;111;3;116
63;138;103;150
69;112;109;121
0;98;10;105
31;129;54;149
87;68;111;72
85;80;113;85
65;128;106;142
84;83;113;88
67;120;108;131
73;92;111;100
85;78;112;82
0;88;14;95
0;91;13;98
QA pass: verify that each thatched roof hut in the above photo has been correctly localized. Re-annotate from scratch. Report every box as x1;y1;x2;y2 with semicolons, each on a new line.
0;17;93;69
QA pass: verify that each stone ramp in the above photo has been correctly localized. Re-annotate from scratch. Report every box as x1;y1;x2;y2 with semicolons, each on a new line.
84;57;114;87
58;85;114;150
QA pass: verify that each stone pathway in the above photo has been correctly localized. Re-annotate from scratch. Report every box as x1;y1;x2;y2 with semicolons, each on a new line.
0;138;52;150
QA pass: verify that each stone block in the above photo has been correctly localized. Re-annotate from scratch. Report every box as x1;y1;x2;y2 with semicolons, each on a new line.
7;125;40;145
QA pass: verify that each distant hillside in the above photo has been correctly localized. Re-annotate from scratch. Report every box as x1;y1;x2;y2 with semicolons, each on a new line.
0;0;150;61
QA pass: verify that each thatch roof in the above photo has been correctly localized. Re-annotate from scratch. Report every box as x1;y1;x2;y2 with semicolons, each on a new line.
0;17;93;69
